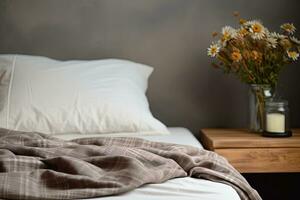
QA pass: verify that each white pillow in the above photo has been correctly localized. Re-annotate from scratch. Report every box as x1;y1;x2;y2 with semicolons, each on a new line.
0;54;168;135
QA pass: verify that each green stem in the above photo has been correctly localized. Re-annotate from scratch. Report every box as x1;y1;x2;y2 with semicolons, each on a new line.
255;88;265;131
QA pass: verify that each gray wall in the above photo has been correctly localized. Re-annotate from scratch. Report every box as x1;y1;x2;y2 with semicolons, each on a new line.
0;0;299;133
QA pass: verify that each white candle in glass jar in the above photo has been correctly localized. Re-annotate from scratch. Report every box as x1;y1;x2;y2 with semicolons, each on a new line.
266;113;285;133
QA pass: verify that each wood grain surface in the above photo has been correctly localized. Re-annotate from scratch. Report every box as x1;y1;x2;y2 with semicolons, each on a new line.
200;129;300;173
216;148;300;173
200;129;300;149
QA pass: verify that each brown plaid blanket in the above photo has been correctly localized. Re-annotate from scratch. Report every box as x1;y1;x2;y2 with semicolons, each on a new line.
0;129;261;200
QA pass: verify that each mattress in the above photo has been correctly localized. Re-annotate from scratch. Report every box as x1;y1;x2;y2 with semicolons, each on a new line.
55;127;240;200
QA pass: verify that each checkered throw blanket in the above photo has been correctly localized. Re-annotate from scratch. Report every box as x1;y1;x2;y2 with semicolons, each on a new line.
0;129;261;200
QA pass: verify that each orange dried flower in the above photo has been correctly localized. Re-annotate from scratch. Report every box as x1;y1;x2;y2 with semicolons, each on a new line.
279;38;292;49
212;31;218;37
207;12;300;86
251;51;259;60
233;11;240;17
250;51;263;64
231;51;242;62
239;19;247;25
242;50;251;59
238;28;248;37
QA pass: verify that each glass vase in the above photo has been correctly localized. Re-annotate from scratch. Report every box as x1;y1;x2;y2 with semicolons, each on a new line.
249;84;274;133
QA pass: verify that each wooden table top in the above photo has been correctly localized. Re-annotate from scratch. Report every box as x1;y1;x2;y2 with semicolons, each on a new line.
200;128;300;149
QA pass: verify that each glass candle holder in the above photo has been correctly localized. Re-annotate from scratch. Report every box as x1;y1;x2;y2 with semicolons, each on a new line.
263;100;292;137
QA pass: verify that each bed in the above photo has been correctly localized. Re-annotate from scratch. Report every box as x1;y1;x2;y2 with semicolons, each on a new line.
56;127;240;200
0;55;261;200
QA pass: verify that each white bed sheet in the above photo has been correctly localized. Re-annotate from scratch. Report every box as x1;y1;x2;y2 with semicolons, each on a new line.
55;127;240;200
55;127;203;148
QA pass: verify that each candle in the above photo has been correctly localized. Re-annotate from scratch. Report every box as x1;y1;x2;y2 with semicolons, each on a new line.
266;113;285;133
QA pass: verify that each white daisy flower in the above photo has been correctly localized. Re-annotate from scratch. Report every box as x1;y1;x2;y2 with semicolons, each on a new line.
222;26;237;38
207;43;221;57
244;20;262;27
290;36;300;45
281;23;296;34
221;26;237;45
264;28;270;36
270;32;286;39
287;50;299;61
266;37;278;48
247;21;266;40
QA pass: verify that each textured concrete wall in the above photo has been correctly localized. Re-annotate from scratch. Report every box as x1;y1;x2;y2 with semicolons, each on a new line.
0;0;299;133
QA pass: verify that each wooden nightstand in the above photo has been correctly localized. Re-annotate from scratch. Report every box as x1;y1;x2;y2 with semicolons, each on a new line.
200;129;300;173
